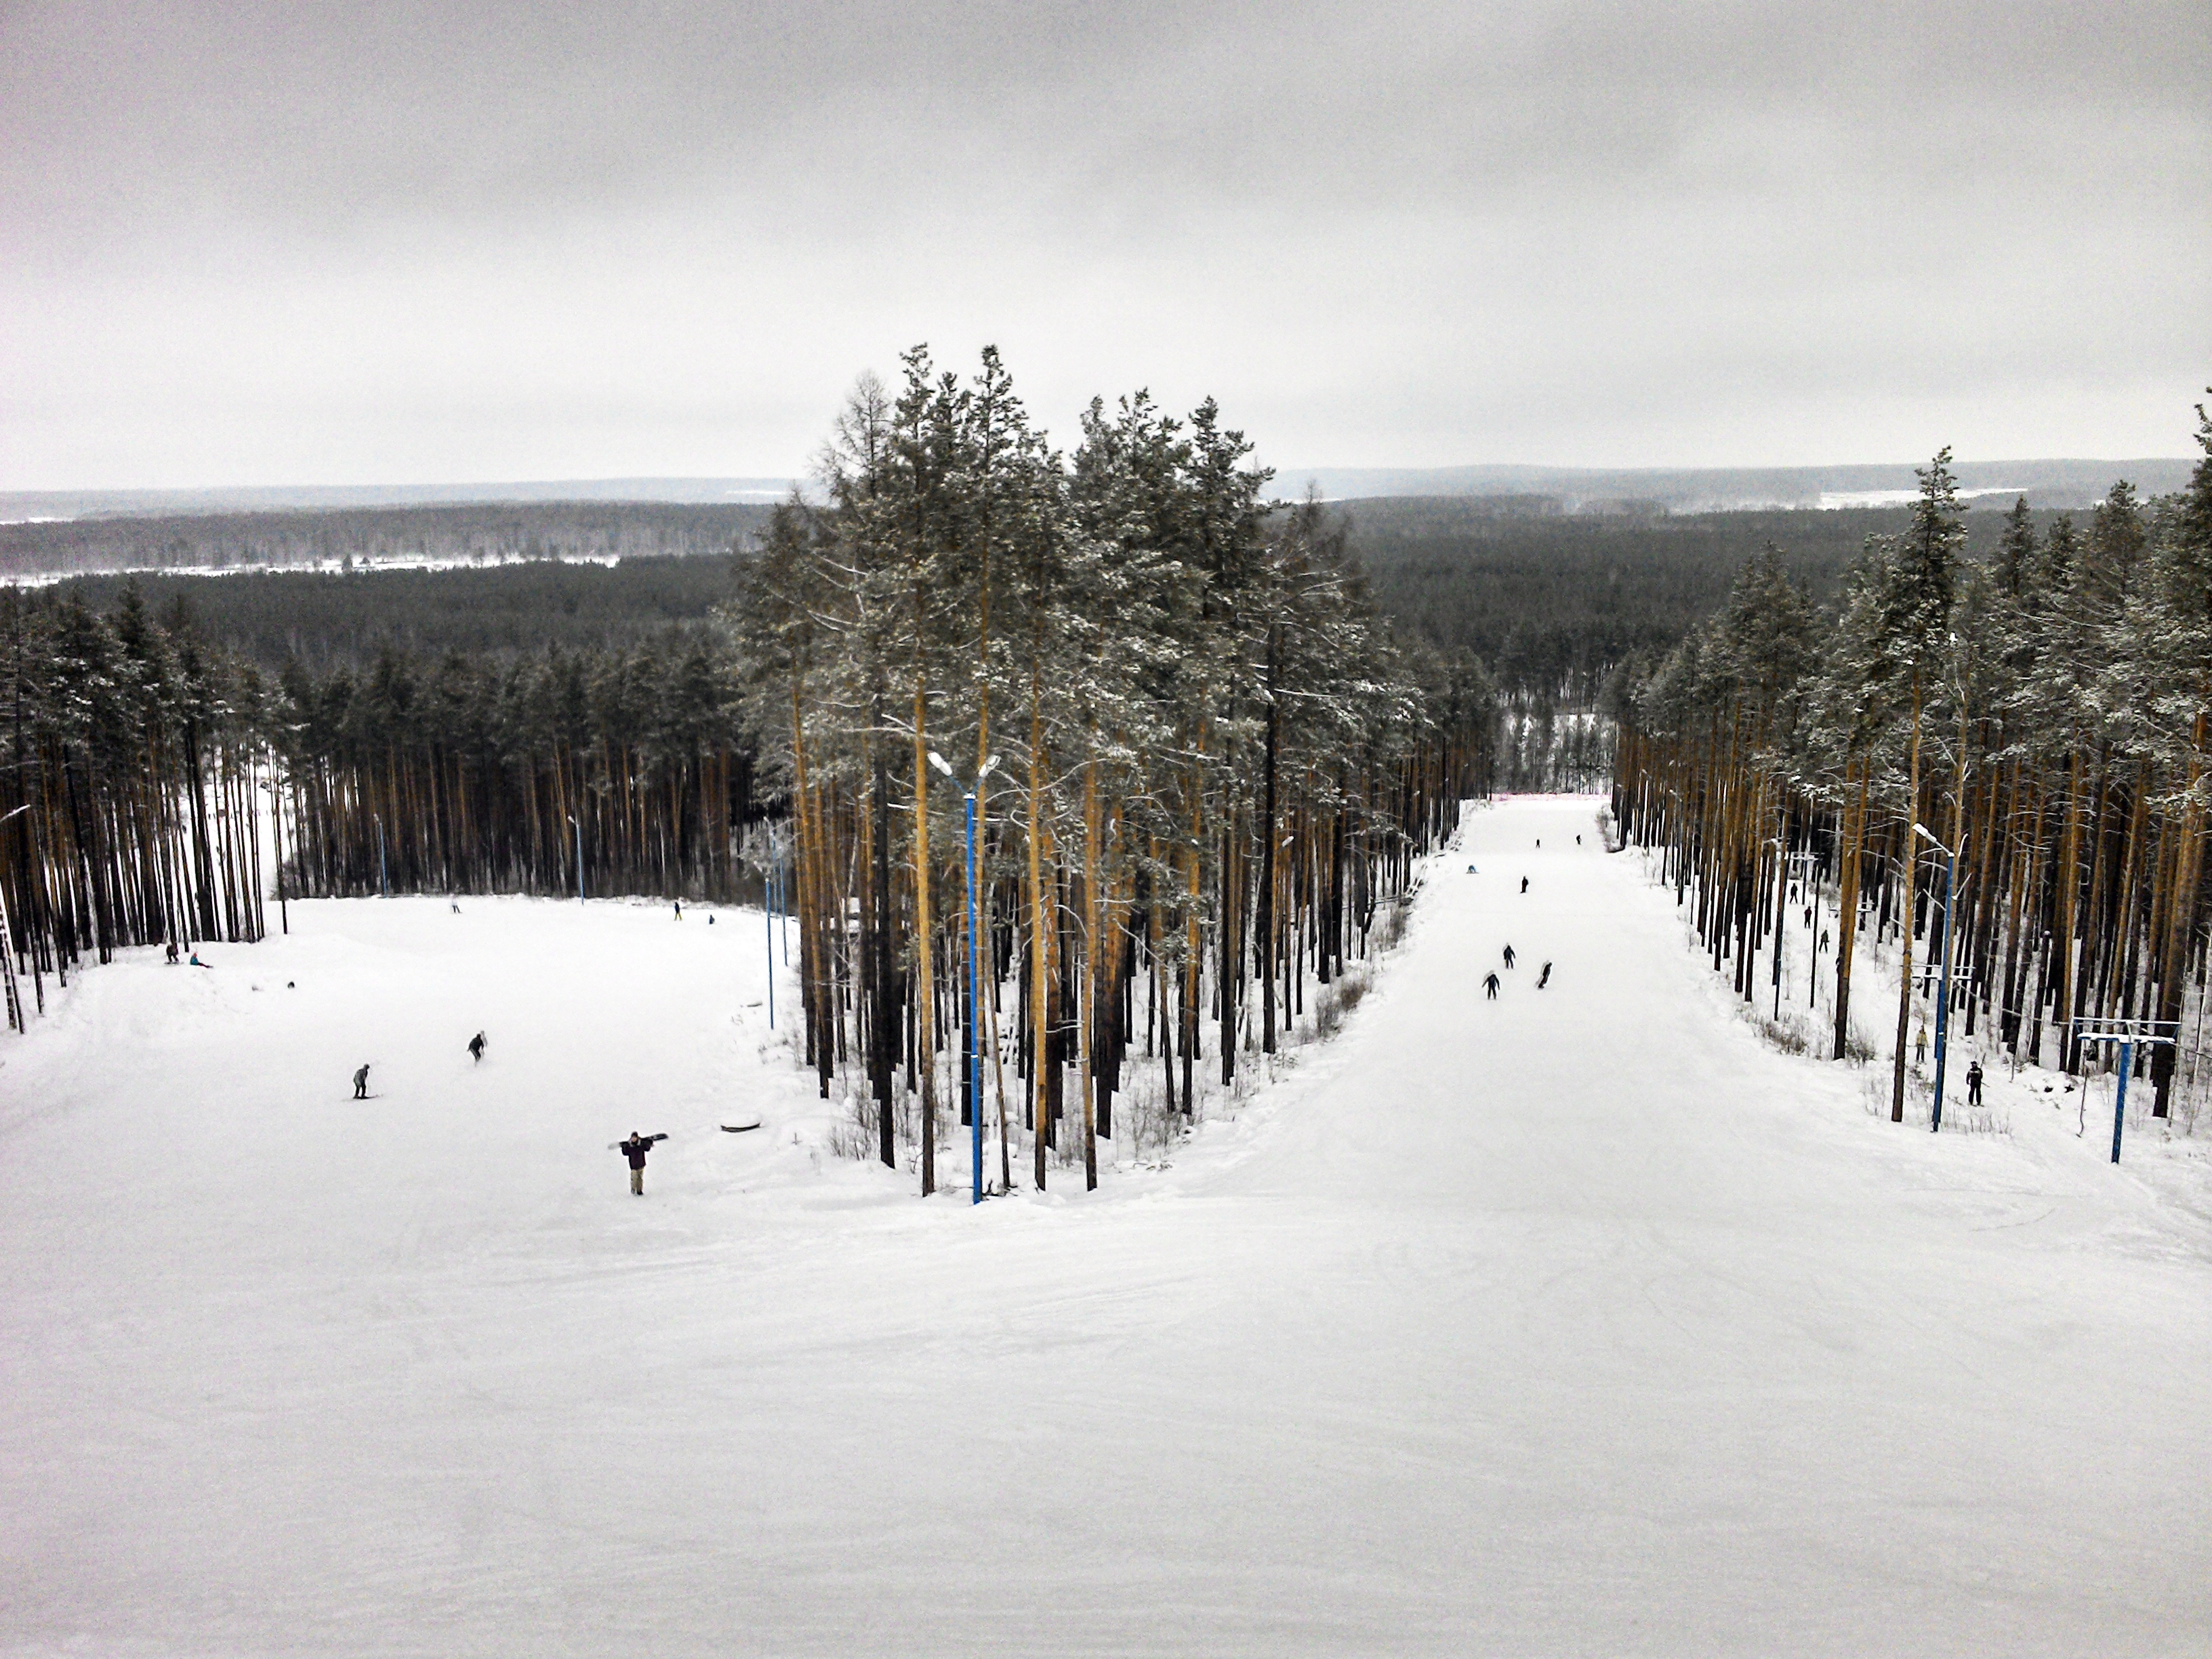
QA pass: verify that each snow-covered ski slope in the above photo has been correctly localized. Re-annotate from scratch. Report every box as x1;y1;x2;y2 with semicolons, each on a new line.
3;797;2207;1657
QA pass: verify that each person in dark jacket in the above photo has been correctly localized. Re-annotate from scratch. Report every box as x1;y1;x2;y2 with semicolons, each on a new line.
1966;1061;1984;1107
1537;962;1552;989
468;1031;486;1063
352;1063;371;1099
1483;972;1500;1000
1520;876;1529;894
1502;944;1516;969
617;1131;668;1195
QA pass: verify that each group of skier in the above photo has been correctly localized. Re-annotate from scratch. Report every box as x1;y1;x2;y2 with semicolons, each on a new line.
1481;942;1553;1000
348;1031;674;1194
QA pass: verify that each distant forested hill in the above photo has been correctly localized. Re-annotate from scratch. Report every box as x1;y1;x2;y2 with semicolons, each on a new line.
18;494;2116;695
1344;499;2062;697
0;501;773;578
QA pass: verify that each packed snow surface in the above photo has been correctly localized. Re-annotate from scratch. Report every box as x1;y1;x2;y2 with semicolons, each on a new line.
3;797;2207;1656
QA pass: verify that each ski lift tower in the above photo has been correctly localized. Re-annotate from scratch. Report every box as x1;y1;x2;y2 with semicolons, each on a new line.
2070;1017;2177;1164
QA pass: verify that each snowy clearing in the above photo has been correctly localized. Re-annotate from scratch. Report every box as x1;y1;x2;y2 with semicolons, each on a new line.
3;796;2207;1656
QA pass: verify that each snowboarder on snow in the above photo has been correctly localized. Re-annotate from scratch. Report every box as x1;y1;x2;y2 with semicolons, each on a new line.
1966;1061;1984;1107
468;1031;486;1064
1520;876;1529;894
188;951;211;968
1483;972;1501;1000
616;1131;668;1195
352;1063;371;1100
1502;944;1516;969
674;899;682;920
1538;962;1552;989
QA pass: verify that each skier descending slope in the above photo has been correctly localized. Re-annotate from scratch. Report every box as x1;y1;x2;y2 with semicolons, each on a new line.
615;1131;668;1195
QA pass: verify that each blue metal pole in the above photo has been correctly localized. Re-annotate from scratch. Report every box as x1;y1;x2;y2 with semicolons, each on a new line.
2112;1039;2131;1164
1930;844;1957;1132
968;789;981;1204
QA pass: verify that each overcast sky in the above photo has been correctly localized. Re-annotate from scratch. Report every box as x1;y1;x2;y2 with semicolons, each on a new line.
3;0;2206;488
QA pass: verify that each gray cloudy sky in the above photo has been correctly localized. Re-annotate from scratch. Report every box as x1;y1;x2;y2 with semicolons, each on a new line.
3;0;2207;487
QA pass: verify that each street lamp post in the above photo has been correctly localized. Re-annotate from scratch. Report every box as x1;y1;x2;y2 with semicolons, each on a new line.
0;802;27;1033
1913;821;1960;1131
262;778;288;935
764;824;779;1031
930;749;999;1204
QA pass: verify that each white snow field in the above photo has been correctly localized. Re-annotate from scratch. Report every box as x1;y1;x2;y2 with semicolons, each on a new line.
4;796;2208;1657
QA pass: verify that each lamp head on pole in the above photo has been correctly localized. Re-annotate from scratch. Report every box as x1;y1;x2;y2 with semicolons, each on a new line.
927;751;954;779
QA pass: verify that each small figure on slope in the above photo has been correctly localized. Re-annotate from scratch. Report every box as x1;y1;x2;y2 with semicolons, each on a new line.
1483;972;1501;1000
1502;944;1516;970
674;899;683;920
1520;876;1529;894
468;1031;486;1064
1966;1060;1984;1107
188;951;211;968
352;1063;371;1100
1537;962;1552;989
615;1130;669;1195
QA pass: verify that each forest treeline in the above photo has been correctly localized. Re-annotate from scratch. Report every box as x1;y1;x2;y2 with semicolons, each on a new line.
52;557;741;667
1;352;1496;1204
1612;396;2212;1126
0;501;771;579
0;585;274;1027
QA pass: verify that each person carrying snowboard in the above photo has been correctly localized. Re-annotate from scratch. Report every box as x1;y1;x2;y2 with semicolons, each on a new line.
1537;962;1552;989
1483;972;1500;1000
352;1063;371;1100
616;1130;668;1195
1502;944;1516;969
1966;1060;1984;1107
468;1031;486;1064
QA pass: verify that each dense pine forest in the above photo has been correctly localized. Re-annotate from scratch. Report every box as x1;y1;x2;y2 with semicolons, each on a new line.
728;350;1491;1191
1613;397;2212;1127
1;351;1493;1194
